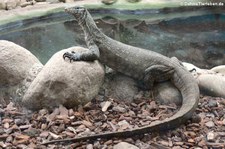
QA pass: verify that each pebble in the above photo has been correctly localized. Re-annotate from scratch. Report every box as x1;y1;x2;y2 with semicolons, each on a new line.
14;119;24;125
205;121;215;128
222;119;225;125
101;101;112;112
101;0;117;5
118;120;131;130
39;131;49;138
86;144;93;149
208;100;218;107
39;109;48;115
159;140;170;146
188;139;195;143
172;146;181;149
184;131;196;138
113;142;139;149
191;114;201;123
112;106;127;113
207;131;215;141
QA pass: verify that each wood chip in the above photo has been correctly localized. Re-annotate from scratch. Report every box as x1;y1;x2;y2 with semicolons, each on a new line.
102;101;112;112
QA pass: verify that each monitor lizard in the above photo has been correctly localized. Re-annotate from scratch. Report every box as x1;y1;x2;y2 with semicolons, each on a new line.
42;6;200;145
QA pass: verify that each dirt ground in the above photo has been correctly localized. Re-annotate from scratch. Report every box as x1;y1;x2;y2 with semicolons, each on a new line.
0;94;224;148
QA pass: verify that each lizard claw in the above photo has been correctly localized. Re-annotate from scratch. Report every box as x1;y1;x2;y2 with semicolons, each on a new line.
63;51;81;62
63;52;71;60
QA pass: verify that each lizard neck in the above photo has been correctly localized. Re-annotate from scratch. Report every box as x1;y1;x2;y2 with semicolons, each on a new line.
80;11;106;41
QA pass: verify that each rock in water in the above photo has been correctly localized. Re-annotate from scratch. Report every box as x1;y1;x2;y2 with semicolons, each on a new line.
101;0;117;5
126;0;141;3
22;47;104;110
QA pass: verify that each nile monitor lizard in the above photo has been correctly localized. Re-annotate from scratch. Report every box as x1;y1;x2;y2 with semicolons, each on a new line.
43;6;200;145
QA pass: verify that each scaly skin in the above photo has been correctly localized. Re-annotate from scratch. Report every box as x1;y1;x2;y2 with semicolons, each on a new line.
45;6;200;145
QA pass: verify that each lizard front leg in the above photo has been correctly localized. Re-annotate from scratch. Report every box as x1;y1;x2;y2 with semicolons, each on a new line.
143;65;174;89
63;7;100;62
63;31;100;62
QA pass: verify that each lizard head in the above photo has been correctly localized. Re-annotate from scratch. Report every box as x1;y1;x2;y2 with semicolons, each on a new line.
65;6;87;22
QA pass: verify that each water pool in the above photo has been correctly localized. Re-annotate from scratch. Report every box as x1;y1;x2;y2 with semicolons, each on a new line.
0;7;224;68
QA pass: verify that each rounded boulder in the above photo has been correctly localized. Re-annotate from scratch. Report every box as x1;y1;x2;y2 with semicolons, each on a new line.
22;46;105;110
0;40;42;87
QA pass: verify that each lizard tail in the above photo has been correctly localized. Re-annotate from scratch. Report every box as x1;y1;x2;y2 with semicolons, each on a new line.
42;67;199;145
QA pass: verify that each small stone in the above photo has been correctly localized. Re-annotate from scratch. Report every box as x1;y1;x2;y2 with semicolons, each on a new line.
112;106;127;113
205;121;215;128
206;113;215;118
172;146;181;149
14;119;24;125
113;142;139;149
174;142;184;146
118;120;130;130
93;141;101;148
159;140;170;146
39;109;48;115
68;109;74;116
128;110;136;117
3;123;9;129
86;144;93;149
24;128;40;137
184;131;196;138
41;123;47;130
40;131;49;138
101;0;117;5
82;120;93;128
188;139;195;143
198;139;206;147
49;132;60;139
101;101;112;112
207;131;215;141
191;114;201;123
126;0;141;3
222;119;225;125
104;140;113;145
77;125;86;132
19;124;32;130
35;0;46;2
208;100;217;107
0;141;7;148
6;135;13;143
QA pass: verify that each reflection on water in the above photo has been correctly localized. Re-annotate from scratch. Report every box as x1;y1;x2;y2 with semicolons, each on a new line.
0;13;225;68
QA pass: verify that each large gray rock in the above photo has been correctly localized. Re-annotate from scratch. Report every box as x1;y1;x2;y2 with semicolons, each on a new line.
0;40;42;87
103;72;138;103
0;40;43;104
183;62;225;98
102;71;182;105
153;82;182;106
211;65;225;75
198;74;225;98
23;47;105;110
